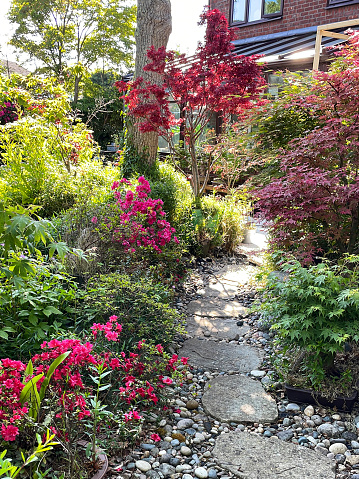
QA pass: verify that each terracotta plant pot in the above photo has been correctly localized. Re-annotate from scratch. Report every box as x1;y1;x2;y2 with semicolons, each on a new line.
285;384;357;412
77;440;109;479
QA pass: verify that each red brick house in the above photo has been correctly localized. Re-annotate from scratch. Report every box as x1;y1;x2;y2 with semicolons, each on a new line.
208;0;359;73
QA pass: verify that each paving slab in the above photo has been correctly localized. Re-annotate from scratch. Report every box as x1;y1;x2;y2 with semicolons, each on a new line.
204;264;258;299
237;244;265;266
179;338;263;372
202;375;278;423
187;299;248;318
212;431;335;478
186;316;249;341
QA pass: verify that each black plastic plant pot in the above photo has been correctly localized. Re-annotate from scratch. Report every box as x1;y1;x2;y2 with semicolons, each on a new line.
285;384;358;412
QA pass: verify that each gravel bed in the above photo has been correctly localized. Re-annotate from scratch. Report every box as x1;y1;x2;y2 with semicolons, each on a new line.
107;254;359;479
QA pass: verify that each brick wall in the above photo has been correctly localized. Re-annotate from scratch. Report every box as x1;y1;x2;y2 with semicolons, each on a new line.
209;0;359;40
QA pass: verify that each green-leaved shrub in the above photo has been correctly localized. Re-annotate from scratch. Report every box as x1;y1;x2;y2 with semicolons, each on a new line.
256;256;359;389
80;273;184;350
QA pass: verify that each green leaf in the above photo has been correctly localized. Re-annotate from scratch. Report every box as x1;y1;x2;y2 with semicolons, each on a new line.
19;374;44;405
42;306;62;317
39;351;70;400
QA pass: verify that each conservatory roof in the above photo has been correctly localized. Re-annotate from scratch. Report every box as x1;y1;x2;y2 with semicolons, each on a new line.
232;25;358;61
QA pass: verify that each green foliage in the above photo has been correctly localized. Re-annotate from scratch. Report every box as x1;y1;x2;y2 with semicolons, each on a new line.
0;432;59;479
0;116;96;205
119;141;160;181
20;352;70;420
0;264;79;358
256;255;359;388
8;0;136;101
0;202;74;284
38;159;119;217
81;273;183;350
186;192;249;255
220;72;318;188
76;70;124;149
149;162;192;223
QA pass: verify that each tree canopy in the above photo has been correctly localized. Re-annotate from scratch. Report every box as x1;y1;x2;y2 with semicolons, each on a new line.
8;0;136;103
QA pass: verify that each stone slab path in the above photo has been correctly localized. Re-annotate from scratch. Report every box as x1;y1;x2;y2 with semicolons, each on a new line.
180;337;263;372
178;243;338;479
202;375;278;424
213;431;336;478
186;316;249;341
187;299;248;318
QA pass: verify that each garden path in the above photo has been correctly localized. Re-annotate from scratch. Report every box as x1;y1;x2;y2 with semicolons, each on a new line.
178;227;336;479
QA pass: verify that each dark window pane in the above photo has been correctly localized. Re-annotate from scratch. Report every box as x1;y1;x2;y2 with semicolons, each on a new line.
264;0;282;14
232;0;246;22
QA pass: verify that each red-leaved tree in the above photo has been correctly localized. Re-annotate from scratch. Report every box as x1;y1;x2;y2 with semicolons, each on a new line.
116;8;265;198
255;33;359;264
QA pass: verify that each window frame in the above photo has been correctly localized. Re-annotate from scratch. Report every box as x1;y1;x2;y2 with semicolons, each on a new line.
230;0;283;26
327;0;359;6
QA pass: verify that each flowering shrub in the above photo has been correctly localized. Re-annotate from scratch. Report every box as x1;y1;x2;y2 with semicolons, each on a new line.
0;314;187;479
0;100;19;124
82;273;183;349
94;176;179;256
0;359;27;442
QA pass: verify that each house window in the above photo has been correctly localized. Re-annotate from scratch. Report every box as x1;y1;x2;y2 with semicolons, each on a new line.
231;0;283;24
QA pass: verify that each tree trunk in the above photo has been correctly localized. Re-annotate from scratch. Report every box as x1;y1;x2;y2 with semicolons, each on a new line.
126;0;172;165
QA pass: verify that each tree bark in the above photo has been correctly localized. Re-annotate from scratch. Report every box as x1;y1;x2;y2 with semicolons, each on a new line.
127;0;172;165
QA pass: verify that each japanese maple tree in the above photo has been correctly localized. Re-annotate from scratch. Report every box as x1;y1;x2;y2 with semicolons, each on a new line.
255;33;359;263
116;8;265;198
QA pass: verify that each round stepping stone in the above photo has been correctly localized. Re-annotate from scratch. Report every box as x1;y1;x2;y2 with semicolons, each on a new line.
180;338;263;372
186;316;249;341
202;375;278;423
213;431;335;478
187;299;248;318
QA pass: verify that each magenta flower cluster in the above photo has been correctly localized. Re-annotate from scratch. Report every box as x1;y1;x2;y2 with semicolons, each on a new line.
0;101;19;125
0;316;188;444
93;176;179;254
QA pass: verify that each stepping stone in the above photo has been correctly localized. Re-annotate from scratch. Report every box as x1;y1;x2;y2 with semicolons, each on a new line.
204;264;257;299
202;375;278;423
213;431;335;478
187;299;248;318
180;338;263;372
237;244;265;266
186;316;249;341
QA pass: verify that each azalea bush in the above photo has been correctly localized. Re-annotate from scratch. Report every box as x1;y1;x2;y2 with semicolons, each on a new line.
0;316;187;478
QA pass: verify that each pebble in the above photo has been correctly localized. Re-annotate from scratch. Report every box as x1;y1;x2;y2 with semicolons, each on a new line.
304;405;314;417
318;423;340;438
277;430;294;442
159;463;176;477
135;460;152;472
250;370;266;378
181;446;192;456
195;467;209;478
177;419;194;430
329;443;347;454
286;403;301;412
